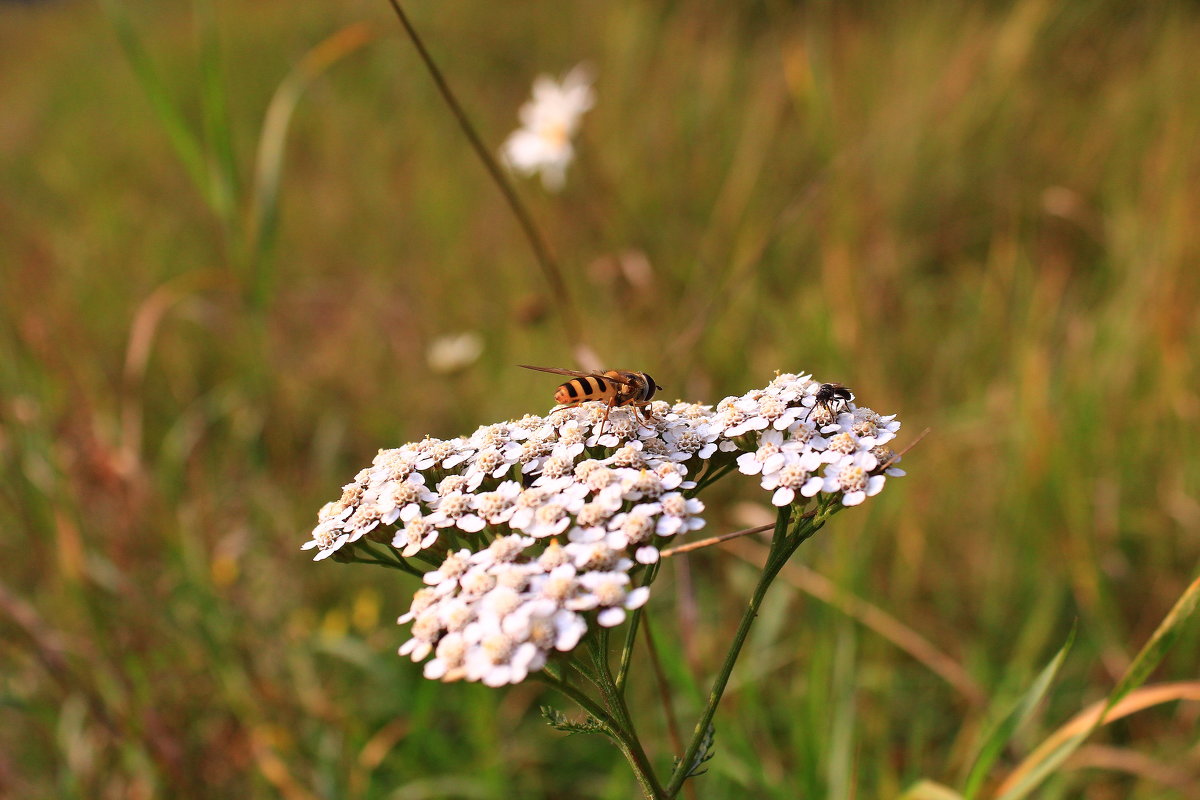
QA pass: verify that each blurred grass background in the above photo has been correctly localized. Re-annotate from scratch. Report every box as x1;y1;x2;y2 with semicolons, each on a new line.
2;0;1199;797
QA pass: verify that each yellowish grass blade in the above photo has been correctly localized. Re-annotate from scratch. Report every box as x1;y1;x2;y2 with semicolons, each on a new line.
994;681;1200;797
995;575;1200;799
899;779;966;800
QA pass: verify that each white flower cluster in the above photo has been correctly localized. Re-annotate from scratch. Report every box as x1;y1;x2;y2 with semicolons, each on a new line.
728;375;906;507
303;372;904;686
398;537;648;686
500;64;594;192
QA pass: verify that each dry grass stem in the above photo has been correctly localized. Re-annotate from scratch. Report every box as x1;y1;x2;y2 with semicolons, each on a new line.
659;523;776;558
726;539;986;706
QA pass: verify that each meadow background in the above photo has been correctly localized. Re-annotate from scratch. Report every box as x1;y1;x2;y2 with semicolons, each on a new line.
2;0;1199;797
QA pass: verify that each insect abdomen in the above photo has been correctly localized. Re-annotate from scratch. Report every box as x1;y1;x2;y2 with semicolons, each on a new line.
555;375;616;405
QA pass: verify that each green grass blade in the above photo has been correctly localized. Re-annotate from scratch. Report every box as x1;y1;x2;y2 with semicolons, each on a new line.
99;0;214;212
247;23;374;305
960;623;1076;799
1101;574;1200;718
195;0;239;225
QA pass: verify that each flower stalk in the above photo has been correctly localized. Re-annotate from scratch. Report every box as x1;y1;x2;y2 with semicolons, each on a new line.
664;504;821;795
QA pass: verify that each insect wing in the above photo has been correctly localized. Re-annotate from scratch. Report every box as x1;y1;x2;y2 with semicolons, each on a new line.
517;365;637;387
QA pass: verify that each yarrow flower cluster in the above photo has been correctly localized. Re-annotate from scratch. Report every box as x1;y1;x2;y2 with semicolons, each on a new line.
304;372;904;686
500;64;594;192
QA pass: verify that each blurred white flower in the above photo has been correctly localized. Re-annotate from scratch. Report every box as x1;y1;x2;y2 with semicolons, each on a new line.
500;65;594;192
427;332;484;374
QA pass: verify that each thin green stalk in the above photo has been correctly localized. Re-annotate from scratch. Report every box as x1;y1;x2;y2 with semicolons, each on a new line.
587;637;629;730
100;0;213;215
665;506;806;796
381;0;586;354
689;460;738;495
537;667;615;728
640;614;689;798
585;639;668;799
354;541;424;577
347;556;408;570
616;561;660;691
538;669;666;800
194;0;238;228
443;529;466;552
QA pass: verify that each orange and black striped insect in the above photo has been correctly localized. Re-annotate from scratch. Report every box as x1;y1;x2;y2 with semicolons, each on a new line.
519;365;662;435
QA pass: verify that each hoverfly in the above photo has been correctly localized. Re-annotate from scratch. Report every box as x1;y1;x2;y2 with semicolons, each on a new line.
804;383;854;423
519;365;662;435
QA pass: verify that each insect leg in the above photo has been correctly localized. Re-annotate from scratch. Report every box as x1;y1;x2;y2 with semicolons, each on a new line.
598;398;617;438
550;402;584;423
632;402;655;422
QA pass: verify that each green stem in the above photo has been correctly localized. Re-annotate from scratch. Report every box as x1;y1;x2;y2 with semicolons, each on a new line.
665;506;807;796
688;460;737;495
616;561;660;691
537;667;613;726
640;615;687;768
347;556;406;570
538;667;667;800
586;639;668;799
354;541;424;577
588;638;631;730
381;0;585;353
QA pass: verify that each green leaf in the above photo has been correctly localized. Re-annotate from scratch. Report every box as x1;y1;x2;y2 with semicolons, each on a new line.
961;623;1076;799
684;722;716;779
539;706;608;737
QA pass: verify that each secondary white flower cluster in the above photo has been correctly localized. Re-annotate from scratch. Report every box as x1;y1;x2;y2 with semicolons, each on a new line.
500;64;594;192
398;537;648;686
303;372;903;686
728;375;906;507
